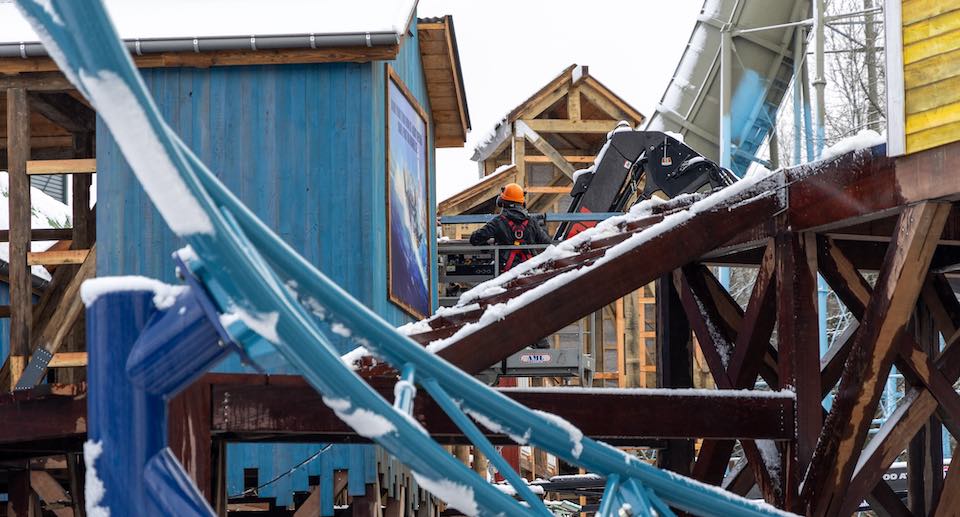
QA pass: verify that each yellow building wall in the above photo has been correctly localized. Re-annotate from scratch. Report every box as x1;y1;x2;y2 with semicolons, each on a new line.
903;0;960;153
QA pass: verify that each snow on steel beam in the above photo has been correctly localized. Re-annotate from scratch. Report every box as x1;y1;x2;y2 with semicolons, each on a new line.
424;173;784;376
206;374;795;442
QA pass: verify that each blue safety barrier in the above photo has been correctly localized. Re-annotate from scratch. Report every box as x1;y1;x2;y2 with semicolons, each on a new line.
16;0;795;515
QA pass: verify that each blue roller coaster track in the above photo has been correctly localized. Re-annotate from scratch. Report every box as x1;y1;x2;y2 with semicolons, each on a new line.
14;0;797;515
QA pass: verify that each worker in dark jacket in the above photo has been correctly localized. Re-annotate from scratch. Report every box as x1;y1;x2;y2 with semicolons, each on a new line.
470;183;552;272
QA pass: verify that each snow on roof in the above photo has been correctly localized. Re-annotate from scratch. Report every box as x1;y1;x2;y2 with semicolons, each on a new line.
1;0;417;45
0;170;72;281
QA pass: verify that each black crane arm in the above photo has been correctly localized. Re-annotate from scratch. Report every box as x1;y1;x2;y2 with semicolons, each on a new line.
555;130;737;240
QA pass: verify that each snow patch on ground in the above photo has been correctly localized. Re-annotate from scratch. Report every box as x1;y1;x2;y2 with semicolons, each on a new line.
78;69;214;236
322;396;396;439
411;471;479;517
80;276;186;308
84;440;110;517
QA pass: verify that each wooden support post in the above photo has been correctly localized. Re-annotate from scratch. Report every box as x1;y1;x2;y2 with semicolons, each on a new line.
676;264;780;504
802;202;950;517
655;273;693;475
8;470;39;517
567;86;581;121
7;88;31;391
66;452;85;517
934;452;960;516
819;236;960;512
907;300;944;515
169;379;214;506
512;136;526;187
384;485;405;517
352;481;383;517
775;232;821;510
615;298;626;387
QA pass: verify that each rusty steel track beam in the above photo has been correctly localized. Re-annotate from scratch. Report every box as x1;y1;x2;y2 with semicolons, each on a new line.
0;383;86;448
205;374;794;443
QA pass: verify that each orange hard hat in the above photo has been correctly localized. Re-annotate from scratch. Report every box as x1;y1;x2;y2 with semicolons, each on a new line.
500;183;525;204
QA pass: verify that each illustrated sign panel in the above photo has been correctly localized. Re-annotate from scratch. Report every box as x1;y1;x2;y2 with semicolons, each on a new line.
386;67;431;319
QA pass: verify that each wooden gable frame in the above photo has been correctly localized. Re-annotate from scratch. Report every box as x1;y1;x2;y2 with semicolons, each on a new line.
457;64;646;217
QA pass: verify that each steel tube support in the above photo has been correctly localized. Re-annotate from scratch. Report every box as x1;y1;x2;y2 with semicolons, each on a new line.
720;29;733;169
814;0;826;156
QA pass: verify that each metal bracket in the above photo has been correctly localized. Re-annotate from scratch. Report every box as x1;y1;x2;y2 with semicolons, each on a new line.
14;348;54;391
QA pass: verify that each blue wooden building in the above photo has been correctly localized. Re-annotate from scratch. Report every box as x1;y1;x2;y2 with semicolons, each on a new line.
5;1;470;512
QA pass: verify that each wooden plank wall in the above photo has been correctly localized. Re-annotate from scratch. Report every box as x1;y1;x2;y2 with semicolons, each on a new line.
903;0;960;153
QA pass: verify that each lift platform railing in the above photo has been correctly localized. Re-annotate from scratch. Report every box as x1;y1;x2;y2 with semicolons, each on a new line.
15;0;795;515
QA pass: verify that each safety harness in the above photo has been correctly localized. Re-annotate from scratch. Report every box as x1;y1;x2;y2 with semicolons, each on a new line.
501;216;533;272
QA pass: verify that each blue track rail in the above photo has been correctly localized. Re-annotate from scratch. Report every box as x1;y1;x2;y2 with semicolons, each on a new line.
14;1;795;515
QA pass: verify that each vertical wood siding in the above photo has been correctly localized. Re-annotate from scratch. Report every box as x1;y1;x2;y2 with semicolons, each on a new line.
96;27;433;507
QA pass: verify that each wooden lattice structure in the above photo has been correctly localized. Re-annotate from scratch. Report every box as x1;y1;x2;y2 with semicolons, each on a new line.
439;65;663;389
411;140;960;515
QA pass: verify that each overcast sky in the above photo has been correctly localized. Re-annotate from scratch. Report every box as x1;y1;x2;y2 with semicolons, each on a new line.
416;0;706;201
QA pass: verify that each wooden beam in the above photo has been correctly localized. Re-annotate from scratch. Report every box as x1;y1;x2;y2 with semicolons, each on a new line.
8;470;38;517
7;87;31;392
30;470;74;517
578;82;636;123
819;236;960;511
27;249;90;266
512;135;526;187
523;118;621;134
0;72;73;91
0;227;74;243
567;86;581;121
47;352;87;368
525;186;571;194
581;76;646;125
0;46;400;74
692;243;777;487
676;265;780;504
802;202;951;516
934;452;960;516
516;121;576;179
525;155;595;164
17;246;95;389
27;92;96;133
26;158;96;175
655;273;694;475
775;232;821;510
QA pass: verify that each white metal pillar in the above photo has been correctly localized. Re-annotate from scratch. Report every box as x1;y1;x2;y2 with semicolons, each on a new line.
720;29;733;169
814;0;826;156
